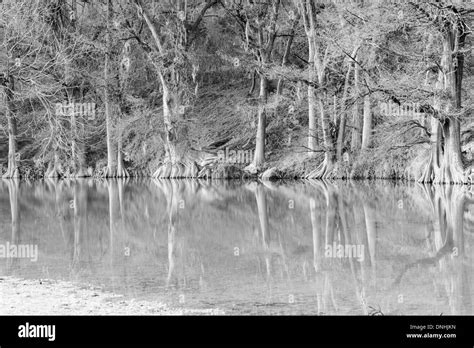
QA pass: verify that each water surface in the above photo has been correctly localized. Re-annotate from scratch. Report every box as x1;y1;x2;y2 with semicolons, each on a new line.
0;179;473;315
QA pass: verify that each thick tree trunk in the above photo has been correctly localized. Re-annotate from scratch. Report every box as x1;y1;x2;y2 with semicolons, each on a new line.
299;2;334;178
306;95;335;179
163;85;178;164
104;0;117;178
423;21;472;184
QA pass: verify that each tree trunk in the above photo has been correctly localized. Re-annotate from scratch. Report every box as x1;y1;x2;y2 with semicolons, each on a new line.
117;138;127;177
361;95;372;150
307;37;318;157
336;47;358;161
164;82;180;169
135;1;212;179
320;96;335;165
104;0;117;178
117;40;131;178
67;4;87;178
299;1;334;178
308;84;318;157
253;76;268;169
306;95;335;179
152;72;199;179
2;75;19;179
351;55;362;154
427;21;472;184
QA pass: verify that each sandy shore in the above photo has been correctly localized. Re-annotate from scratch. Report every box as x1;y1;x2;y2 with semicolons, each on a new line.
0;276;224;315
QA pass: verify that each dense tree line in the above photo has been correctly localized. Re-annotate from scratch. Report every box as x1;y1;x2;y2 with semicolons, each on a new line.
0;0;472;183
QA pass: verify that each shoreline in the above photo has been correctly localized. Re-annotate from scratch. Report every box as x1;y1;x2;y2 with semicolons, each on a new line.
0;276;224;315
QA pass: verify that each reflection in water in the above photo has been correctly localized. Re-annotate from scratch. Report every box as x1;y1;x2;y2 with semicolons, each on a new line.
0;179;472;315
4;178;20;272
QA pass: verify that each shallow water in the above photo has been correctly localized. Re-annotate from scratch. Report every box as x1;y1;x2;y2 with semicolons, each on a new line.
0;179;473;315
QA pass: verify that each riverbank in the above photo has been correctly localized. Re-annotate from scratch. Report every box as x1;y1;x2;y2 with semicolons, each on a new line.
2;76;472;184
0;276;224;315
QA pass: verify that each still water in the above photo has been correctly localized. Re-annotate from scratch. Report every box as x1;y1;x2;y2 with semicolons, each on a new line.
0;179;473;315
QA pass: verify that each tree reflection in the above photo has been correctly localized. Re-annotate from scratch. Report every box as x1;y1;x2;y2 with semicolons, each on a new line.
71;180;88;272
4;178;20;272
0;178;472;315
398;184;474;315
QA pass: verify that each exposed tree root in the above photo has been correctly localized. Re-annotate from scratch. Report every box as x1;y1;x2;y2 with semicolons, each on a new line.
101;165;130;178
117;150;129;178
415;152;473;185
153;158;199;179
417;152;434;184
434;163;471;185
305;157;334;180
103;167;117;178
116;167;130;178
